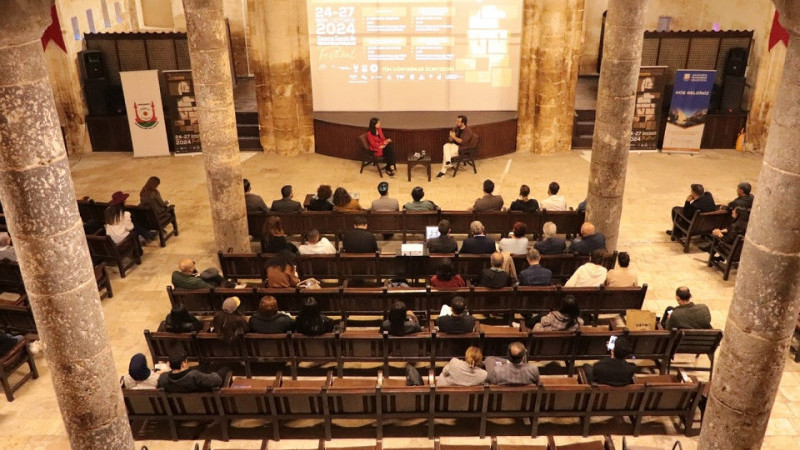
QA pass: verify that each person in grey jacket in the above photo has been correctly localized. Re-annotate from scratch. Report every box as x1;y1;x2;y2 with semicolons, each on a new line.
157;350;229;393
244;178;269;213
484;341;539;385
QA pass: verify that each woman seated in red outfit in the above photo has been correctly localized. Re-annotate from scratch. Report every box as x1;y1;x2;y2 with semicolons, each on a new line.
367;117;397;176
430;258;466;288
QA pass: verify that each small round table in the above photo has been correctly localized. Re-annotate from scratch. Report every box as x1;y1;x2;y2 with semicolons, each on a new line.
407;154;432;182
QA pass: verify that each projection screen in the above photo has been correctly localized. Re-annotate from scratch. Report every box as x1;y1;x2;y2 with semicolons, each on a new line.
307;0;523;112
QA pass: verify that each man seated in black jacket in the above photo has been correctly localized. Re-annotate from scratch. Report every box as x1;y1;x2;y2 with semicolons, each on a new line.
249;295;295;334
582;335;636;386
668;183;716;237
270;185;303;213
426;219;458;253
437;296;476;333
476;252;511;288
534;221;566;255
727;181;754;211
342;216;379;253
460;221;497;254
157;350;230;393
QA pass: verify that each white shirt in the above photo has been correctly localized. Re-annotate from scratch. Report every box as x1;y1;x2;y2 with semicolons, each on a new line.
540;195;567;211
105;211;134;243
498;237;529;255
298;237;337;255
565;262;608;287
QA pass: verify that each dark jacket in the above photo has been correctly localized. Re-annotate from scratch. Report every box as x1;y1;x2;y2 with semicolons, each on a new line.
518;264;552;286
534;237;566;255
460;235;496;254
262;235;298;254
476;268;510;288
0;334;19;356
307;198;334;211
270;198;303;213
380;319;422;336
727;194;753;211
665;302;712;330
249;313;294;334
509;199;539;212
342;228;378;253
295;314;335;336
437;314;476;334
245;193;269;213
683;192;717;218
570;233;606;255
157;369;222;393
588;358;636;386
426;235;458;253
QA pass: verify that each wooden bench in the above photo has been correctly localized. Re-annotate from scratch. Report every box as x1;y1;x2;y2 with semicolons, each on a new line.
667;329;723;379
125;204;178;247
86;232;141;278
0;258;26;294
0;338;38;401
670;208;730;253
0;303;37;335
707;234;744;280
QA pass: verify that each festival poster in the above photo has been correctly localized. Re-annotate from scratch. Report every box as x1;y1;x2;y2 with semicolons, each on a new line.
163;70;202;155
630;66;667;151
120;70;170;158
662;69;716;154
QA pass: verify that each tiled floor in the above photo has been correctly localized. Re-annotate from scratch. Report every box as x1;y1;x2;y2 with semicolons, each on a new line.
3;148;798;450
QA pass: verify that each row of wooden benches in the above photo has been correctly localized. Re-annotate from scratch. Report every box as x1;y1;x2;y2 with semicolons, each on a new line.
123;369;705;441
167;284;646;326
217;251;619;286
143;326;721;380
77;198;179;247
246;209;586;243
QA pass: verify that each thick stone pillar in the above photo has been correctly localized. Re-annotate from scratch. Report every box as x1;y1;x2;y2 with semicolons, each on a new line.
517;0;584;154
183;0;251;253
698;2;800;448
584;0;648;251
247;0;314;155
0;1;135;448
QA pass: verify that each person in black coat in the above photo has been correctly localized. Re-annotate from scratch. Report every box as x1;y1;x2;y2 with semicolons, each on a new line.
460;221;497;254
249;295;295;334
669;184;717;237
582;335;636;386
508;184;539;212
534;221;566;255
475;252;511;288
426;219;458;253
342;216;378;253
436;296;476;334
308;185;334;211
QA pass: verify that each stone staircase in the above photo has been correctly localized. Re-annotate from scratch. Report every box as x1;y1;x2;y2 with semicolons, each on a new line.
236;111;262;151
572;109;595;149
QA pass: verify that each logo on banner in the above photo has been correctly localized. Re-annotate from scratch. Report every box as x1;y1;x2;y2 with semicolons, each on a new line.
133;101;159;129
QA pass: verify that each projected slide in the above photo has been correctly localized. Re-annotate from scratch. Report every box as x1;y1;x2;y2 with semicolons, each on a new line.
308;0;522;112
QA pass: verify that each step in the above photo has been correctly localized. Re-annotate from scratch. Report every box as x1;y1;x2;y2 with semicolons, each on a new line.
237;123;260;137
238;136;263;151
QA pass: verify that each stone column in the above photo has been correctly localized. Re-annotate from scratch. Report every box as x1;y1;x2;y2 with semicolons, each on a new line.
698;1;800;448
183;0;251;253
247;0;314;155
0;1;135;448
584;0;648;251
517;0;584;155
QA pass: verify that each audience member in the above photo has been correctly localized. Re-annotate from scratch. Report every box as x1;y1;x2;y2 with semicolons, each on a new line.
605;252;638;287
438;114;474;177
460;221;497;254
171;259;224;289
509;184;539;212
271;185;303;213
668;184;716;237
262;216;298;254
706;207;751;261
727;182;754;211
104;204;134;246
139;176;173;221
366;117;397;176
476;252;511;288
498;221;529;254
249;296;295;334
108;190;155;241
0;233;17;262
576;199;586;213
298;229;336;255
436;346;487;386
157;349;228;393
426;220;458;253
164;304;203;333
404;186;438;211
582;335;635;386
430;258;466;288
436;296;476;334
539;182;567;211
518;248;552;286
569;222;606;255
243;178;269;213
307;185;334;211
484;342;540;385
266;250;300;288
212;296;249;343
333;187;365;212
530;295;583;331
534;222;566;255
0;333;22;357
565;250;608;287
122;353;168;389
381;301;422;336
662;286;712;330
370;181;399;211
295;297;335;336
472;179;504;211
342;216;378;253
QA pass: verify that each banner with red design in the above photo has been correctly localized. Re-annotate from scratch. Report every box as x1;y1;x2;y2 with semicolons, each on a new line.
120;70;170;157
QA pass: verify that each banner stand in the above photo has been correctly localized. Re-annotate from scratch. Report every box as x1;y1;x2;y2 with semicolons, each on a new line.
120;70;170;158
661;69;716;154
163;70;202;156
630;66;667;152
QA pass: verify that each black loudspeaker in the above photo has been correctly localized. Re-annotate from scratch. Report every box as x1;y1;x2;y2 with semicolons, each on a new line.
78;50;108;80
724;48;748;77
84;78;113;116
721;76;745;113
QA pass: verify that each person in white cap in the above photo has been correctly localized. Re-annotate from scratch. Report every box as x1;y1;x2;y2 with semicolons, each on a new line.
212;296;248;342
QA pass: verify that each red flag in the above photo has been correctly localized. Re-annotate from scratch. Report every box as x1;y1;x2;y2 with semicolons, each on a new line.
41;4;67;52
769;11;790;51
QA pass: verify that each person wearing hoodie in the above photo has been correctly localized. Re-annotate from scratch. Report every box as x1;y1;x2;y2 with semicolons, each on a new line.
564;250;608;287
249;296;295;334
122;353;168;389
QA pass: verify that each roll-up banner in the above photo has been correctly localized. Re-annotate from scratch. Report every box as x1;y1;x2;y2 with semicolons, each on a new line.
163;70;202;155
120;70;170;158
630;66;667;151
662;69;716;154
